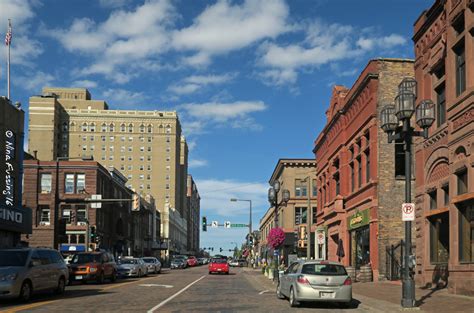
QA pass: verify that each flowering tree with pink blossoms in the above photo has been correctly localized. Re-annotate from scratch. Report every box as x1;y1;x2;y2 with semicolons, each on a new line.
267;227;285;249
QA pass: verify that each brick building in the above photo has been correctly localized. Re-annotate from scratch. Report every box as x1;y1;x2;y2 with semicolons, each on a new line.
313;59;414;281
22;159;159;257
413;0;474;296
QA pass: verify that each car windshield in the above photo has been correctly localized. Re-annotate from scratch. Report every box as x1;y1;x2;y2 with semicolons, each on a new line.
0;250;29;267
120;259;137;264
211;259;227;264
142;259;154;263
302;264;347;276
71;254;100;264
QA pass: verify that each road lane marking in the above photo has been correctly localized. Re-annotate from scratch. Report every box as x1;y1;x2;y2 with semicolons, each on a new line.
139;284;173;288
258;290;270;295
147;275;206;313
0;300;56;313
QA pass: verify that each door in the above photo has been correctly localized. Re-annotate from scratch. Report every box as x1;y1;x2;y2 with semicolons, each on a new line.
38;250;55;289
28;251;46;291
282;262;298;295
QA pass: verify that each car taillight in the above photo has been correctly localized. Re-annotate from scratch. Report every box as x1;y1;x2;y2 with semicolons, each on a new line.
343;277;352;286
297;275;310;284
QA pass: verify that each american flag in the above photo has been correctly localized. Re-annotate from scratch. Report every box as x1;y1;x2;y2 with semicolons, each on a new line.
5;21;12;46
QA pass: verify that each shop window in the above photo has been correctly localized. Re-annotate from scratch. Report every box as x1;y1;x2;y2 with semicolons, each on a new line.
429;213;449;263
295;179;307;197
442;185;449;206
459;202;474;262
436;84;446;127
395;138;405;177
78;234;85;244
457;169;468;195
70;235;77;244
350;226;370;269
429;190;437;210
454;41;466;96
40;173;52;193
295;207;307;225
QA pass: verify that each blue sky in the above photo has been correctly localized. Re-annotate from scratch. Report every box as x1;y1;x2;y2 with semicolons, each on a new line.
0;0;432;255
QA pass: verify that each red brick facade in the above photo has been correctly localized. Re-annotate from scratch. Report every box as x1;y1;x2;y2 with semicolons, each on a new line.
314;59;414;281
413;0;474;296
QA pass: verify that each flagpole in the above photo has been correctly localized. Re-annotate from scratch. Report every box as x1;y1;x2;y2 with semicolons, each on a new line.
7;19;11;100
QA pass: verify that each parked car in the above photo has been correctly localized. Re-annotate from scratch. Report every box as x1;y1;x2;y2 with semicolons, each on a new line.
141;257;161;274
228;259;239;267
69;251;117;284
187;256;198;267
170;259;186;269
117;258;147;278
197;258;205;265
277;260;352;308
172;255;188;268
208;258;229;275
0;248;69;301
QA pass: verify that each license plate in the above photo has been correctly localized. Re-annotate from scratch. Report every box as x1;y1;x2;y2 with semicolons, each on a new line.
217;269;221;271
75;275;83;280
320;292;333;298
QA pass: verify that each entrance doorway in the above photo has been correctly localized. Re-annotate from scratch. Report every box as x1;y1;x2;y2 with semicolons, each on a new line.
351;226;370;269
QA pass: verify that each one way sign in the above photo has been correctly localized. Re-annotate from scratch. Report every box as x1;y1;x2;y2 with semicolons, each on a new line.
224;221;231;228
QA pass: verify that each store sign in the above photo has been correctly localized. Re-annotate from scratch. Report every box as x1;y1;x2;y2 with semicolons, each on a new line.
347;210;370;230
2;130;15;207
316;232;325;245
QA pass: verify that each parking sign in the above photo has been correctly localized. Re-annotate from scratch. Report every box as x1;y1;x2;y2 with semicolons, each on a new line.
402;203;415;221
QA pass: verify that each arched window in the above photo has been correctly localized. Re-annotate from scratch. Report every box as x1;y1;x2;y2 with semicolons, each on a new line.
139;124;145;133
81;123;88;132
109;123;114;132
120;124;126;132
166;125;171;134
128;124;133;133
101;123;107;132
147;124;153;133
89;123;96;132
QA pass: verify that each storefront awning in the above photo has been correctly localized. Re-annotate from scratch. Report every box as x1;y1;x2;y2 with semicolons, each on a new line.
60;244;86;252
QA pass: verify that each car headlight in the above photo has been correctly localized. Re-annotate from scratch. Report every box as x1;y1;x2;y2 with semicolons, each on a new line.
0;273;18;281
89;267;98;273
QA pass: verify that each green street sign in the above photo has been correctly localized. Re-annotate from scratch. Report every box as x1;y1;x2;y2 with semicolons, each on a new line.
231;223;247;228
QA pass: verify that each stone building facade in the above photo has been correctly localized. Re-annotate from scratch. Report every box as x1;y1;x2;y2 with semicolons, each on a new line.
186;175;200;255
313;59;415;281
259;159;317;265
413;0;474;296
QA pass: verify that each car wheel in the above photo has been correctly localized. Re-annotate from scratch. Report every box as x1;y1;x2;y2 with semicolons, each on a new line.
97;272;105;284
110;271;117;283
276;283;285;299
157;267;161;274
226;272;229;275
55;277;66;295
289;287;299;307
19;281;32;302
138;270;142;278
209;271;212;275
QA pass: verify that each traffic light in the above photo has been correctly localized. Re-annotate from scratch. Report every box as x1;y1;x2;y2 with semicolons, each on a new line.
90;226;96;242
249;236;253;245
220;248;223;252
202;216;207;232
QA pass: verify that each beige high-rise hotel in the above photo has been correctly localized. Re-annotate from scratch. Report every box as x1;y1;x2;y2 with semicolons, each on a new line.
28;87;192;258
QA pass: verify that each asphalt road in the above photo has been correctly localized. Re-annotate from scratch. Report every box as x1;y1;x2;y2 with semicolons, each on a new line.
0;266;379;313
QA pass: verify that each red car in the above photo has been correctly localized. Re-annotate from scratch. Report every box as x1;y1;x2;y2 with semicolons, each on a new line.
208;258;229;275
187;256;198;267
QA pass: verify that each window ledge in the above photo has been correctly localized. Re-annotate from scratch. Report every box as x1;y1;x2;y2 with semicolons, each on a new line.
424;206;449;217
453;192;474;204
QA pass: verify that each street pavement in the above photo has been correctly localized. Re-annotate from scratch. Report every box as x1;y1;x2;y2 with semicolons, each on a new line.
0;266;472;313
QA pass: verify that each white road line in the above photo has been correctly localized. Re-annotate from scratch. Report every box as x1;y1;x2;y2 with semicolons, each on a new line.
258;290;270;295
147;275;206;313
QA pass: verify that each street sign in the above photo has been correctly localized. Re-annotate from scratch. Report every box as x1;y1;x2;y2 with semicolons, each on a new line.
224;221;231;228
91;194;102;209
211;221;218;228
230;223;247;228
316;232;325;245
402;203;415;221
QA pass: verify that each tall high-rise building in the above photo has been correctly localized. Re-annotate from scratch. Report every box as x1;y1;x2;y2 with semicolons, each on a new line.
28;88;189;257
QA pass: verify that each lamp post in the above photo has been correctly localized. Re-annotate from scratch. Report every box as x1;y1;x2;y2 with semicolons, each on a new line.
268;181;290;281
302;176;312;260
54;156;93;250
230;198;252;246
379;78;435;308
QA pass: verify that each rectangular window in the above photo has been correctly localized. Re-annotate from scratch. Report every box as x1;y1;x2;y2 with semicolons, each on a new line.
429;190;437;210
395;139;405;177
442;185;449;207
350;163;354;192
295;179;307;197
295;207;307;225
65;174;75;194
40;206;50;224
76;174;85;193
459;202;474;262
357;157;362;187
366;150;370;182
457;169;468;195
140;146;145;152
76;206;86;223
429;213;449;263
312;206;317;224
40;173;52;193
312;179;317;196
436;84;446;127
455;42;466;96
62;206;71;224
334;173;340;196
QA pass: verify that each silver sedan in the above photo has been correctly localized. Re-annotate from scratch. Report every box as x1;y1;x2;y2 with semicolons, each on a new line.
277;260;352;308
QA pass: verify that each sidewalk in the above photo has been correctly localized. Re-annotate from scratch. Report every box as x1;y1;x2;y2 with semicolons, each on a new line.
243;268;474;312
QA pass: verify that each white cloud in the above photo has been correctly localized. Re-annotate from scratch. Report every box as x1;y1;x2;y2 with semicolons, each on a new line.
15;71;55;92
44;0;175;83
357;34;406;51
168;73;236;95
71;80;98;89
172;0;290;66
189;159;208;168
99;0;132;9
101;88;147;105
181;101;267;122
196;178;268;217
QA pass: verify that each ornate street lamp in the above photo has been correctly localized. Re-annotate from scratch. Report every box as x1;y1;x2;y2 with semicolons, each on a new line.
379;78;434;309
